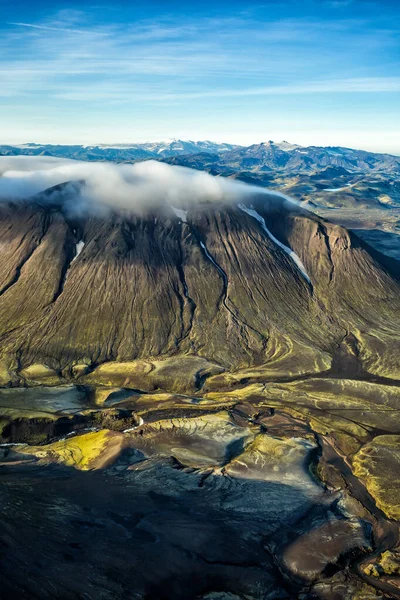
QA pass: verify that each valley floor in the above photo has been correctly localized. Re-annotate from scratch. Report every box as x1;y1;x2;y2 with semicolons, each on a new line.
1;376;399;600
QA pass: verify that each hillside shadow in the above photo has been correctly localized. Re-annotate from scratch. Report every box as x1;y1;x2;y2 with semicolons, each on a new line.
0;452;372;600
353;228;400;263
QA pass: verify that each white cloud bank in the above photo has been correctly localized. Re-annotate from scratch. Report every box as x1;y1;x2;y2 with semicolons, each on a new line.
0;156;312;282
0;156;292;215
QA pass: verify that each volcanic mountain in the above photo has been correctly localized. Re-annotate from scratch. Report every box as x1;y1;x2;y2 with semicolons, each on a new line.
0;161;398;392
1;160;400;600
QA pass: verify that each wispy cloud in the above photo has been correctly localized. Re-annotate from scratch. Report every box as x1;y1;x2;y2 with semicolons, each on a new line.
137;77;400;101
1;8;399;105
0;5;399;148
52;77;400;103
7;22;90;34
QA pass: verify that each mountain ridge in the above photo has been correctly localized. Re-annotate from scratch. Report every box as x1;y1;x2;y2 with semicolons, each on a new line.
2;140;400;173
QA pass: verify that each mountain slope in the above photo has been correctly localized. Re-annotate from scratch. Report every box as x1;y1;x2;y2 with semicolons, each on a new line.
0;182;398;389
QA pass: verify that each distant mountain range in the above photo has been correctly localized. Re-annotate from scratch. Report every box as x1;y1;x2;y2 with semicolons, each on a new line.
0;140;239;162
1;139;400;174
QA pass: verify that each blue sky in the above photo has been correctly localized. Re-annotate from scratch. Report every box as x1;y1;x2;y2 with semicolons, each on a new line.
1;0;399;152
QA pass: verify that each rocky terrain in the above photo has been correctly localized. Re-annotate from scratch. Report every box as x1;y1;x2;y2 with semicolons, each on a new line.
0;160;399;599
1;381;400;599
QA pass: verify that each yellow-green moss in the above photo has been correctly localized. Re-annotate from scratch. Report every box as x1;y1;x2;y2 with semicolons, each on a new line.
363;563;381;578
93;387;123;406
0;360;12;386
21;430;124;470
379;550;400;575
353;436;400;520
20;364;62;386
82;356;224;394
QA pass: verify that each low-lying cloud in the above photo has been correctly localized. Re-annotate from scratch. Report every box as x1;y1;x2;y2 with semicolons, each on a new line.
0;156;292;215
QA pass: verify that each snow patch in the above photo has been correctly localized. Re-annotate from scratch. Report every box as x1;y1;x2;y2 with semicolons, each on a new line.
123;416;144;433
170;206;188;222
323;183;352;192
237;204;311;284
72;240;85;262
0;442;25;447
200;241;226;279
